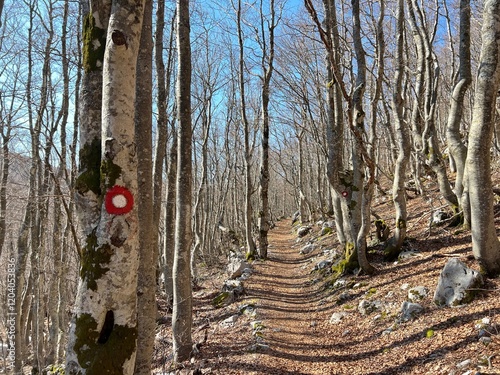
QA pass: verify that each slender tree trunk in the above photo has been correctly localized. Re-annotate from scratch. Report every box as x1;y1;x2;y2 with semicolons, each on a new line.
172;0;193;362
464;0;500;277
236;0;256;260
163;132;177;305
446;0;471;206
0;93;12;258
351;0;375;275
192;100;210;280
257;0;276;260
14;3;39;370
385;0;410;260
155;5;176;304
134;0;155;372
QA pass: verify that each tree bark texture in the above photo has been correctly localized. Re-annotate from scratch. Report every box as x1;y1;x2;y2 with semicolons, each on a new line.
446;0;471;204
465;0;500;277
258;0;276;260
66;0;145;372
172;0;194;362
385;0;410;260
134;0;155;372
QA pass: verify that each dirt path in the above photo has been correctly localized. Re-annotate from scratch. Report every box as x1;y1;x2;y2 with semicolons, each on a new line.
235;221;350;374
242;221;333;375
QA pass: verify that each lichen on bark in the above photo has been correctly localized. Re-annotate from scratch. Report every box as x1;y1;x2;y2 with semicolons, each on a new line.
83;13;106;73
72;313;137;374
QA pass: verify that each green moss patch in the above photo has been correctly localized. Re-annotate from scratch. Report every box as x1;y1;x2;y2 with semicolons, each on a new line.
101;159;122;189
80;230;113;291
73;313;137;374
82;13;106;73
75;138;101;196
212;292;232;308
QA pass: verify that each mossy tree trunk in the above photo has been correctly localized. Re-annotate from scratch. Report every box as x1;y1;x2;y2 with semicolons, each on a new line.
66;0;145;373
306;0;375;274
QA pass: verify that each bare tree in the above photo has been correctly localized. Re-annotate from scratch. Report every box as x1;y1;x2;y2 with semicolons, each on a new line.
172;0;194;362
384;0;411;259
464;0;500;277
445;0;471;213
236;0;257;260
134;0;156;372
257;0;277;259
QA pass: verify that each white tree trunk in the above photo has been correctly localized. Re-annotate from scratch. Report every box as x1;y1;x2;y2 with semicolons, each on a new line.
66;0;145;372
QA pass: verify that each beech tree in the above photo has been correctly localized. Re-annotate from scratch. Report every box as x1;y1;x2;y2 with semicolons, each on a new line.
172;0;194;362
134;0;155;372
66;0;145;372
384;0;410;259
257;0;277;259
305;0;376;274
464;0;500;277
445;0;471;211
236;0;257;260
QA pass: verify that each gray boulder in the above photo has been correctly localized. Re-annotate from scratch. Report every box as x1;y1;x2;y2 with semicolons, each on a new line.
300;243;318;255
223;279;245;297
297;226;312;237
408;286;429;302
329;312;349;324
358;299;382;315
399;301;423;322
433;258;483;306
227;257;249;279
315;259;332;270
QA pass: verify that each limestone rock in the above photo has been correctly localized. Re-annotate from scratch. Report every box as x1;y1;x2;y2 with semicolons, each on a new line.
300;243;318;255
408;286;429;302
223;279;245;297
433;258;483;306
329;312;349;324
358;299;381;315
226;255;249;279
220;314;239;327
399;301;423;322
315;259;332;270
297;226;312;237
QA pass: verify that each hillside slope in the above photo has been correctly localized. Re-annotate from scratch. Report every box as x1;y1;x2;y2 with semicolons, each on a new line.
154;194;500;374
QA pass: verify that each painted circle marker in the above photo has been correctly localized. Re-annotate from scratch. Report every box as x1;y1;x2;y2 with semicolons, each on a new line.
105;185;134;215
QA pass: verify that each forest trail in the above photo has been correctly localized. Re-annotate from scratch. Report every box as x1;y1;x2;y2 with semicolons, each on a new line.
243;220;327;374
156;215;500;374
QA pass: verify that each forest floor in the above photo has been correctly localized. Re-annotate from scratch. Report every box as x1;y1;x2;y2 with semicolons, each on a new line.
153;181;500;375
